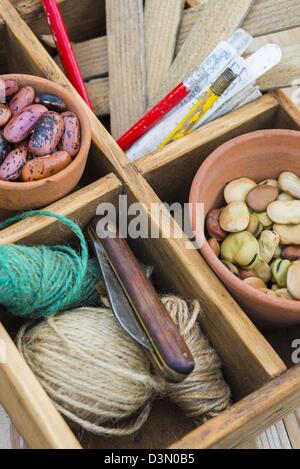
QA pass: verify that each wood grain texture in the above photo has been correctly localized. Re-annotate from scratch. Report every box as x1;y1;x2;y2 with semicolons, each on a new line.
176;1;300;53
106;0;147;139
284;409;300;449
86;78;109;116
0;174;122;246
18;0;107;42
62;36;108;80
243;0;300;38
144;0;185;104
239;422;292;449
170;366;300;449
257;45;300;90
43;35;109;80
154;0;254;103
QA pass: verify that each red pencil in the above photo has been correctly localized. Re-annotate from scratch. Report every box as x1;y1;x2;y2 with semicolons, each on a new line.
42;0;93;110
117;83;189;151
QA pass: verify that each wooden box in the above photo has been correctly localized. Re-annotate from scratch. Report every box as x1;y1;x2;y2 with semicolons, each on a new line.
0;0;300;449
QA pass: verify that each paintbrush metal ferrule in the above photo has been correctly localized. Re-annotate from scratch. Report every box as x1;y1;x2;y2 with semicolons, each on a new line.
161;66;238;146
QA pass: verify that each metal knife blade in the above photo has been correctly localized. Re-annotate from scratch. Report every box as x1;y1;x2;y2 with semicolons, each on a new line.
87;225;152;352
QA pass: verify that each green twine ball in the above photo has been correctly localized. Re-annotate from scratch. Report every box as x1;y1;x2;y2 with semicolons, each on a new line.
0;210;102;318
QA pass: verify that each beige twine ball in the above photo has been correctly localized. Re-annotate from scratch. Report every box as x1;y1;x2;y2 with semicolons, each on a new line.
17;295;231;436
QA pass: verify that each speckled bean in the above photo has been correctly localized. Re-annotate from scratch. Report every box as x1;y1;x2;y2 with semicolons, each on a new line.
0;133;11;164
8;86;35;116
21;151;71;182
58;111;81;157
29;111;64;156
0;104;11;127
0;144;28;181
35;93;66;113
3;104;48;144
4;79;19;97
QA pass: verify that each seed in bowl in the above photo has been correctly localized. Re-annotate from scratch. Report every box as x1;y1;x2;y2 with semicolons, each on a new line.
205;172;300;301
0;78;81;183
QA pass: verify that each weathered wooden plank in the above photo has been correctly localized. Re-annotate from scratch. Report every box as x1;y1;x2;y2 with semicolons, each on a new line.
63;36;108;80
238;422;292;449
170;366;300;450
41;34;108;80
85;77;109;116
106;0;147;139
257;44;300;91
144;0;185;104
254;422;292;449
154;0;254;103
176;1;300;53
15;0;107;42
0;407;24;449
284;409;300;449
244;0;300;38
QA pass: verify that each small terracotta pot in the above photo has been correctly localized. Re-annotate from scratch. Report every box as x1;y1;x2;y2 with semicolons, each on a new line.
189;129;300;328
0;74;91;210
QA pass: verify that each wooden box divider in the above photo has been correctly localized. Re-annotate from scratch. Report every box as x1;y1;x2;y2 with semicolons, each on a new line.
0;0;299;449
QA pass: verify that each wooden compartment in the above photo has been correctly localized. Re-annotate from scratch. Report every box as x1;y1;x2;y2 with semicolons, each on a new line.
0;172;297;451
0;0;300;450
136;90;300;385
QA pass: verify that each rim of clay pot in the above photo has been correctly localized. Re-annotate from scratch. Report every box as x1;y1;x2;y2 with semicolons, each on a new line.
0;74;91;191
189;128;300;315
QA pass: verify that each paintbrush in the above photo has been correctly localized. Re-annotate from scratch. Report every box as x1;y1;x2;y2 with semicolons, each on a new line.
117;29;252;151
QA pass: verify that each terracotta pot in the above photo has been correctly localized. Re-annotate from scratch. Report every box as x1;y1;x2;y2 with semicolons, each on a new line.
189;129;300;328
0;74;91;210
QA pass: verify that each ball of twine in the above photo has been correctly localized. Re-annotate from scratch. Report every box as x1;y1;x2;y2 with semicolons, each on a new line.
0;210;102;318
17;295;231;437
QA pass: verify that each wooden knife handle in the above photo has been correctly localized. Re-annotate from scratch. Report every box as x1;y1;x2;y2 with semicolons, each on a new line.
91;217;194;378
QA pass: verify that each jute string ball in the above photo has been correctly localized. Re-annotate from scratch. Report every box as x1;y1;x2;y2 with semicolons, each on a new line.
17;295;231;437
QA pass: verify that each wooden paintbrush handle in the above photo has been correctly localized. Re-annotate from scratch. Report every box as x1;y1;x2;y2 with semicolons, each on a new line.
92;217;194;377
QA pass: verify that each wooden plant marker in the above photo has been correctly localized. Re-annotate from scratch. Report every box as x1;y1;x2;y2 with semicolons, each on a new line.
154;0;254;103
144;0;185;105
106;0;147;139
257;44;300;90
